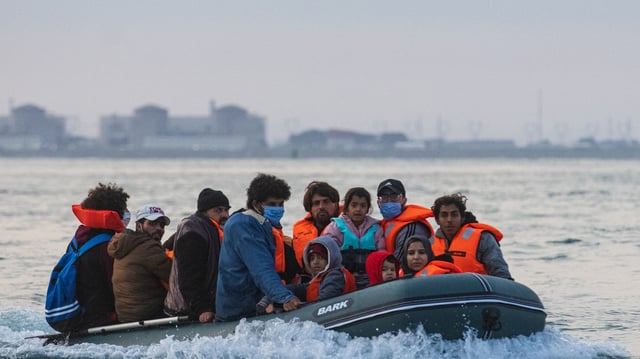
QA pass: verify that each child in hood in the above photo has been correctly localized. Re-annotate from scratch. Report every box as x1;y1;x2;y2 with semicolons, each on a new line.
365;251;399;286
257;236;356;313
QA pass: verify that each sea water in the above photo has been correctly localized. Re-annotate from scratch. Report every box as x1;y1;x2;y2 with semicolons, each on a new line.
0;157;637;358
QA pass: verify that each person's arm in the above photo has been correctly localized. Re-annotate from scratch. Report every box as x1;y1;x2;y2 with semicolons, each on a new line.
144;241;172;282
230;218;297;304
317;269;346;301
477;232;513;280
321;222;344;247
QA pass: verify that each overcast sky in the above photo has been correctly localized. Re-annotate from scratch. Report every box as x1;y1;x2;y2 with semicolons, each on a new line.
1;1;638;145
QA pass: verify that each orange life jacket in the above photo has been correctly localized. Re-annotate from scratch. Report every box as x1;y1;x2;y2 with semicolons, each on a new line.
292;213;319;268
71;204;124;232
272;227;286;273
431;223;503;274
414;260;463;277
210;218;224;242
305;268;356;302
381;205;434;252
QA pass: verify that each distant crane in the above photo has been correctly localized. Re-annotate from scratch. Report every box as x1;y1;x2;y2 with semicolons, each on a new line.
554;122;567;146
536;89;544;142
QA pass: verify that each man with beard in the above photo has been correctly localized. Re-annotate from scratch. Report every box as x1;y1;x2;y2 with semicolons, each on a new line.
108;204;172;322
292;181;340;271
164;188;230;322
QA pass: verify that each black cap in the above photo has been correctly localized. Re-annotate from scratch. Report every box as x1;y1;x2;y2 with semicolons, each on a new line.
377;179;405;196
197;188;230;212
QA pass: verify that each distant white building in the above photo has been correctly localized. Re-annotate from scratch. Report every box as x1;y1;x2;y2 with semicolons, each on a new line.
98;101;267;151
0;104;66;151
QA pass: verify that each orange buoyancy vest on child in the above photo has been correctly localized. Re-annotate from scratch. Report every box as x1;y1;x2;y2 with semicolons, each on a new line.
431;223;503;274
306;267;356;302
413;259;462;277
382;205;434;252
292;213;319;268
302;236;356;302
72;204;125;232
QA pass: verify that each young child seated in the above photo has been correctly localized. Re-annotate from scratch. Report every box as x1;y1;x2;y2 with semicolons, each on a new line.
257;236;356;313
322;187;385;289
400;235;462;277
365;251;399;286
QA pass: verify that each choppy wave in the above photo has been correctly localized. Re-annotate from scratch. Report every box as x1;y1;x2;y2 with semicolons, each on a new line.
2;158;639;357
0;309;631;359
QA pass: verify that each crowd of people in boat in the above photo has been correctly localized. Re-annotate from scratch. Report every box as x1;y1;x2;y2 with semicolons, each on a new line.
47;175;512;333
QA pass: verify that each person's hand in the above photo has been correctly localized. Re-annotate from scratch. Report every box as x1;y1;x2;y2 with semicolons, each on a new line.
283;296;302;312
199;311;214;323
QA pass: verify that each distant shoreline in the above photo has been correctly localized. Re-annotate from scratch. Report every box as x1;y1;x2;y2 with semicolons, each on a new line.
2;147;639;159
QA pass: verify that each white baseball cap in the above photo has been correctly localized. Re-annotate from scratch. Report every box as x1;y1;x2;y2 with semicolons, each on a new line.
136;204;170;225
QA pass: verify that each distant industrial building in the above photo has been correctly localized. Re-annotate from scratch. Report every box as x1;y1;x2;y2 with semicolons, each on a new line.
100;101;267;153
0;104;66;151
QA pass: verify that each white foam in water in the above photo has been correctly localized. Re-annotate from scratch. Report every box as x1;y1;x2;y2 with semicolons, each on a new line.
1;310;630;359
2;158;638;358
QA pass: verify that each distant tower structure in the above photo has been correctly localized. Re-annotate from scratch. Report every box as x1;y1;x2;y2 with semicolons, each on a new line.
436;114;447;141
585;121;598;139
607;116;615;140
537;89;543;142
619;117;633;142
209;99;218;133
554;122;567;145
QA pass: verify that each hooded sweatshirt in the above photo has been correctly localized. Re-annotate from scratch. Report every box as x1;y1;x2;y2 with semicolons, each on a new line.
301;236;354;302
108;229;171;322
365;251;399;286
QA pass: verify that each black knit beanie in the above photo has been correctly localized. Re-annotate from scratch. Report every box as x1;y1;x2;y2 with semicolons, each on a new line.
197;188;230;212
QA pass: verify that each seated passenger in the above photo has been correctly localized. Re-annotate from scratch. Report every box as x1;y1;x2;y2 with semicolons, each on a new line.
108;204;172;322
322;187;385;289
365;251;399;286
399;235;461;277
431;193;512;279
257;236;356;312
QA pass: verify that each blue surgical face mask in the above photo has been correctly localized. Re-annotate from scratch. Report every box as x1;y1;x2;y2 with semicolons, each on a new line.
380;202;402;220
263;206;285;224
122;210;131;228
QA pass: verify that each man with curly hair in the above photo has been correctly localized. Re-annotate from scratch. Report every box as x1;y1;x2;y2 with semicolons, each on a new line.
431;193;512;279
216;173;302;321
54;182;129;332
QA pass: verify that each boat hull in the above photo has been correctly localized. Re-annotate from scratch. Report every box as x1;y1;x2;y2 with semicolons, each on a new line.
45;273;546;346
